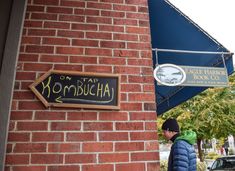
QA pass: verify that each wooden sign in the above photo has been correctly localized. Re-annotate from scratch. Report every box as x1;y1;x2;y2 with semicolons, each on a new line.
29;70;121;110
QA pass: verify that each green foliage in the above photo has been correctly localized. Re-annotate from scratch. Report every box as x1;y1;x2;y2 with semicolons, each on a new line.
160;160;207;171
158;73;235;161
205;152;221;160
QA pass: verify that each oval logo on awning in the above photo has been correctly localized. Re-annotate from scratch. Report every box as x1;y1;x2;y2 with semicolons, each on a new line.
153;64;186;86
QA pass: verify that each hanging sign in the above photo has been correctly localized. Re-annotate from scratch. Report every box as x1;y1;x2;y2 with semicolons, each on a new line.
154;64;229;87
29;70;121;110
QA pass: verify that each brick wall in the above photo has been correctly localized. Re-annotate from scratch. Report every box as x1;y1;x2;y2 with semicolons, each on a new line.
5;0;159;170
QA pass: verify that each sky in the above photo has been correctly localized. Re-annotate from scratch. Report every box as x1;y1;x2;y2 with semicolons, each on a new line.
169;0;235;60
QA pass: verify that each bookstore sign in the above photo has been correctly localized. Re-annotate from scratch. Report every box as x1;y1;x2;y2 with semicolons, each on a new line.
154;64;229;87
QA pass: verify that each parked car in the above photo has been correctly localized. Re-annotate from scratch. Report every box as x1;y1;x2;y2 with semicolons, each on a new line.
208;156;235;171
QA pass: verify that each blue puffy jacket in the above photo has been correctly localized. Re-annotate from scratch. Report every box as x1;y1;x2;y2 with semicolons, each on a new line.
168;130;197;171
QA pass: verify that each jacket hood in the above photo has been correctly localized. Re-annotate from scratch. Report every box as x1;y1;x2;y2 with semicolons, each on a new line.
175;130;197;145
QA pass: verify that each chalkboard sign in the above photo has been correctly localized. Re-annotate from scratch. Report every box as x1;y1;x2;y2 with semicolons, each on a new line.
29;70;120;110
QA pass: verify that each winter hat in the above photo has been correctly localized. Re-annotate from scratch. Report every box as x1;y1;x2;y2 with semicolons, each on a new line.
162;118;179;132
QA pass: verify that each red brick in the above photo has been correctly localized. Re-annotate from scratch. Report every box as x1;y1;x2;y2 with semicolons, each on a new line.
121;84;141;92
99;25;124;32
128;75;153;83
99;57;125;65
83;122;113;131
31;154;63;164
101;11;125;18
82;164;113;171
70;56;97;64
54;64;82;71
56;47;83;55
44;21;70;29
27;5;45;12
129;93;155;102
31;13;57;20
24;63;52;71
82;142;113;152
19;54;39;62
10;111;33;120
143;84;155;92
99;112;128;121
32;132;64;142
7;144;12;153
57;30;84;38
13;143;47;153
127;42;151;50
115;142;144;151
114;50;138;58
144;103;156;111
138;6;148;13
87;2;112;10
43;37;70;45
72;39;99;47
121;103;142;111
21;36;41;44
13;91;34;100
61;0;85;7
8;133;30;142
99;153;129;163
114;66;140;74
48;166;80;171
116;122;144;130
74;9;99;16
100;41;125;48
126;0;147;5
51;122;81;131
84;65;112;73
145;122;157;130
24;21;43;28
28;29;56;36
65;154;96;164
5;154;29;165
114;18;138;26
26;45;54;53
130;112;156;121
67;133;97;142
12;166;46;171
34;0;59;5
35;111;66;120
48;143;80;152
8;122;15;131
86;32;112;40
72;24;97;31
18;101;46;110
59;15;84;22
116;163;145;171
114;33;138;41
127;58;152;66
130;132;158;140
40;55;69;63
113;4;137;12
85;48;112;56
67;112;97;120
147;162;160;171
15;72;36;80
47;7;73;14
131;152;159;161
17;122;48;131
99;132;128;141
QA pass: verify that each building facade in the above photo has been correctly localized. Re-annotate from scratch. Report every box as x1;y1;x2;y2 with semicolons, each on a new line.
1;0;159;171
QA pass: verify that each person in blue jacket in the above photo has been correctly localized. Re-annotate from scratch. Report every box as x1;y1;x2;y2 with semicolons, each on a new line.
162;118;197;171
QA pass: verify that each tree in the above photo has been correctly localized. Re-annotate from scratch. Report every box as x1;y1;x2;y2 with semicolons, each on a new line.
158;73;235;161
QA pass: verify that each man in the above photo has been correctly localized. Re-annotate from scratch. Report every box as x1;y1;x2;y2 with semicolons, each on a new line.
162;118;197;171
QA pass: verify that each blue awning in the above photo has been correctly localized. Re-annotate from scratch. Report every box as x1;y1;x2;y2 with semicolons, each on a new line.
148;0;234;115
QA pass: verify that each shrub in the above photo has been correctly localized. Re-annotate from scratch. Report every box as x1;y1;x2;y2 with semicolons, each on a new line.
160;160;207;171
